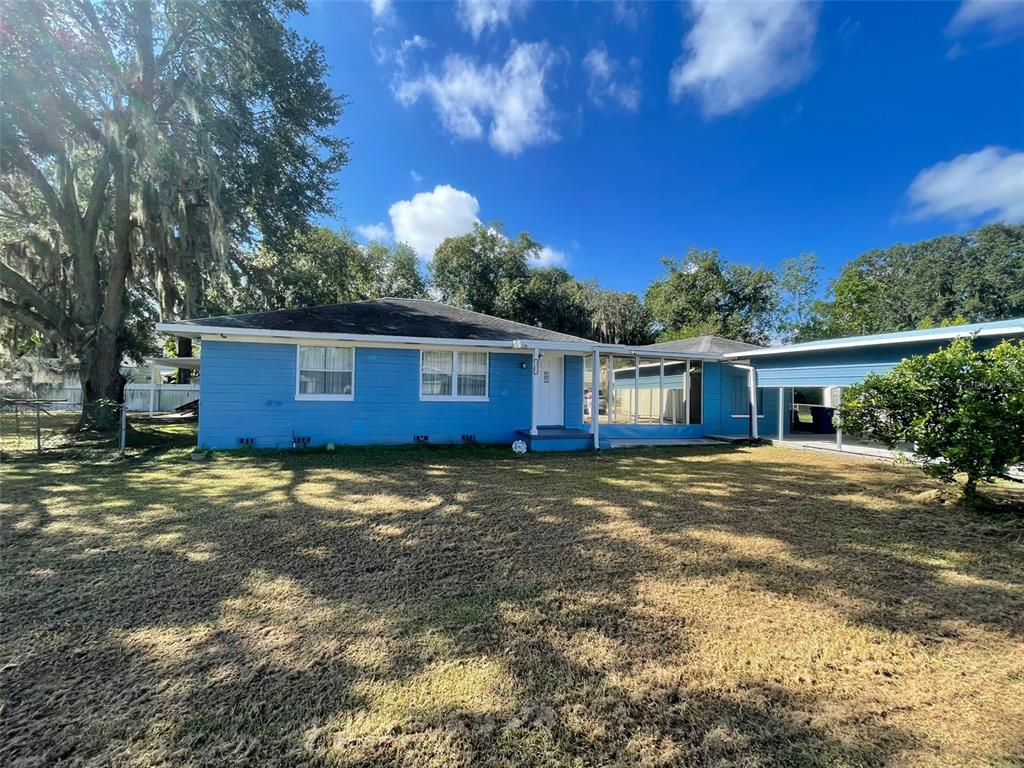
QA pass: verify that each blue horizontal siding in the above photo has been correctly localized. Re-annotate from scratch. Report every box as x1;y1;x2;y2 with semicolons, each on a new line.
198;342;532;449
704;362;782;438
563;355;585;430
750;339;1009;388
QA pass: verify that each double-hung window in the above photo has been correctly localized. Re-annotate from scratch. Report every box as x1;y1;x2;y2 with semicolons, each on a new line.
296;345;354;400
421;350;488;400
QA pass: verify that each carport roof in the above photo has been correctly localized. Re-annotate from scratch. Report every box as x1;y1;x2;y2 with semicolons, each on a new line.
725;317;1024;359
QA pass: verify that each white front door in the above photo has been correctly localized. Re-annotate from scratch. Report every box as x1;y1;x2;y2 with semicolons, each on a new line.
536;353;564;426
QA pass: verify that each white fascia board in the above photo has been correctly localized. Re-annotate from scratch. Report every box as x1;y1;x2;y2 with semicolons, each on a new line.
155;322;729;360
512;339;725;360
157;322;511;347
724;325;1024;359
157;322;553;352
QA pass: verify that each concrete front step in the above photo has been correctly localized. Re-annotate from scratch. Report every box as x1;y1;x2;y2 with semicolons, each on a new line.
515;427;594;452
603;438;726;448
704;434;761;444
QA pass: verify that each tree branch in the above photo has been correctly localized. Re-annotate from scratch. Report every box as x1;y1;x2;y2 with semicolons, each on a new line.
0;260;67;331
0;298;51;335
1;139;65;224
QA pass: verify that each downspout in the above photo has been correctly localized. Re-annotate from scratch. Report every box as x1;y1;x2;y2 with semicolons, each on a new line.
530;347;541;436
729;362;759;440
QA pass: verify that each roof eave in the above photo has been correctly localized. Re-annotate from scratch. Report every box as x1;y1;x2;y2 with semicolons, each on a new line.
155;322;589;349
155;323;726;359
723;324;1024;359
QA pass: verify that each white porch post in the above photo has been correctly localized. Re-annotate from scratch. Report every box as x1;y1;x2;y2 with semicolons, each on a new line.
835;386;843;451
777;387;784;441
748;367;759;439
591;350;600;450
633;355;639;425
149;363;157;416
658;360;665;425
683;360;689;425
530;348;540;436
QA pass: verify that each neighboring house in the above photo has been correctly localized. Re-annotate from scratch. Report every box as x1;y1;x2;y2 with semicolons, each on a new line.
155;301;1024;452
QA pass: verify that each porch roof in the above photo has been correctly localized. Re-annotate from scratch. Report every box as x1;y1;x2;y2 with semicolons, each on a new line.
144;356;201;369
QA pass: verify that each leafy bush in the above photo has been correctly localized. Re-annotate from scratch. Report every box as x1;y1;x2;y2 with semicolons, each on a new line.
840;338;1024;501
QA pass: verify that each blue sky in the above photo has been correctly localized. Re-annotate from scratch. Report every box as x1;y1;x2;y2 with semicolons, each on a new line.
291;0;1024;296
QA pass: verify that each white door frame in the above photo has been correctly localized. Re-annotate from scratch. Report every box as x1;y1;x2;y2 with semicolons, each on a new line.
535;353;564;427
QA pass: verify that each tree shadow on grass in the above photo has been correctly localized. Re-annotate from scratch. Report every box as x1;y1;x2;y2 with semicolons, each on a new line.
2;444;1021;765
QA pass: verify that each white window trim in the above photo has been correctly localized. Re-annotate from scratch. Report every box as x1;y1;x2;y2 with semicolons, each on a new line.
419;349;490;402
295;344;356;401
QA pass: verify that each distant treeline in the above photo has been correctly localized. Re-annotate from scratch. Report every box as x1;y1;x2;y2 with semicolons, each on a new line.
208;221;1022;347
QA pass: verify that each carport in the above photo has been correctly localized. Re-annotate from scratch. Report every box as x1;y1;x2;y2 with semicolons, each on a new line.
144;356;200;416
723;318;1024;456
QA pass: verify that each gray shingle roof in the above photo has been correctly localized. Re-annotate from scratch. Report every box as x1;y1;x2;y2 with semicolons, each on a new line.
176;298;593;344
641;335;762;355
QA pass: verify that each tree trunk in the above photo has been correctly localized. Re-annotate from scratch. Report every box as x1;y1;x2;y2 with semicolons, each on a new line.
76;151;132;428
77;325;125;430
176;337;192;384
963;475;979;507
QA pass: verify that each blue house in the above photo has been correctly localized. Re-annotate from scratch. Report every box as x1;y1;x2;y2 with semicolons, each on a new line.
155;301;1023;452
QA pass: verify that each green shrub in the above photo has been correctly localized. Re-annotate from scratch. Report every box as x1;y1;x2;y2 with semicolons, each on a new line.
840;338;1024;501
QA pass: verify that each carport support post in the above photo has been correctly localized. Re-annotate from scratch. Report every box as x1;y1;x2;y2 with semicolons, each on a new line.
777;387;784;441
748;368;759;440
591;350;600;450
530;347;540;436
149;362;157;417
836;386;843;451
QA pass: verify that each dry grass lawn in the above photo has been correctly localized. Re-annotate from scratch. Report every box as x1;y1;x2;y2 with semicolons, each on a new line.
2;430;1023;767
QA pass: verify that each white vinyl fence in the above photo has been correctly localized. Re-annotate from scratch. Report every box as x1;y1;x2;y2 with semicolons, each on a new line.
42;383;199;412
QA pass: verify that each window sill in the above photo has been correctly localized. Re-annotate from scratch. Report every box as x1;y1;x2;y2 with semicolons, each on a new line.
296;394;354;401
420;396;490;403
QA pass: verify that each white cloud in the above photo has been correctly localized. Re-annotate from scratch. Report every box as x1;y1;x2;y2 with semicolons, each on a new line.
396;35;432;67
410;170;423;183
583;43;641;112
612;0;645;30
907;146;1024;223
530;246;568;268
374;35;432;68
388;184;481;258
369;0;394;23
456;0;531;40
394;42;560;155
947;0;1024;38
669;0;819;117
355;222;392;242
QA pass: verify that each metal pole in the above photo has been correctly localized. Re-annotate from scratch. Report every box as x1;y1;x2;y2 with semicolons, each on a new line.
36;403;42;454
119;403;127;453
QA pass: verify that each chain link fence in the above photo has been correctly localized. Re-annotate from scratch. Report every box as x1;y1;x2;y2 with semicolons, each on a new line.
1;399;198;460
0;399;78;455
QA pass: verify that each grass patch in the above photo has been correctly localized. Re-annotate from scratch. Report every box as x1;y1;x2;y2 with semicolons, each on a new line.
2;427;1023;766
